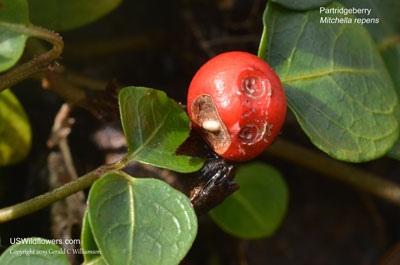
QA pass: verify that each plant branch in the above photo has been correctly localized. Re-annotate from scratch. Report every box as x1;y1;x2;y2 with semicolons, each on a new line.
0;23;64;93
264;138;400;206
0;159;126;224
42;71;121;122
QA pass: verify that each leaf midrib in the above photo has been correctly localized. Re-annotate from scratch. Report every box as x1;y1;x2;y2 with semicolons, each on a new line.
282;68;379;83
129;108;171;158
231;192;269;233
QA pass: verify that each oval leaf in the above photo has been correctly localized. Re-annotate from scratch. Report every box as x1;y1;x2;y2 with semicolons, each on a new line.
258;2;399;162
28;0;123;31
119;86;204;173
209;162;288;239
0;237;69;265
88;171;198;265
0;90;31;165
271;0;333;11
0;0;30;72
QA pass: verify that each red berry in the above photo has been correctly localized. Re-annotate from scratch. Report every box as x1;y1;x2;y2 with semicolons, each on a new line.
187;51;286;161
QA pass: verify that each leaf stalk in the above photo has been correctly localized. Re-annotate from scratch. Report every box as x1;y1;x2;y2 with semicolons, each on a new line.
0;23;64;92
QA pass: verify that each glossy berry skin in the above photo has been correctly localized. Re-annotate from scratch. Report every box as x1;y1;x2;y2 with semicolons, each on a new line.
187;51;286;161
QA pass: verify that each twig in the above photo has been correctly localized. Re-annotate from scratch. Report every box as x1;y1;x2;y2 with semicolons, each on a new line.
264;138;400;206
64;72;108;91
42;70;121;122
0;23;63;92
4;136;398;224
0;159;126;224
48;152;86;265
47;104;86;264
47;103;78;179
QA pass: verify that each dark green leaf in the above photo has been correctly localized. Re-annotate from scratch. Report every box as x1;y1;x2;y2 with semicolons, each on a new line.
337;0;400;159
119;86;204;173
209;162;288;239
0;237;69;265
338;0;400;93
0;0;30;72
81;211;101;263
258;2;399;162
271;0;333;11
88;171;198;265
0;90;31;165
28;0;123;31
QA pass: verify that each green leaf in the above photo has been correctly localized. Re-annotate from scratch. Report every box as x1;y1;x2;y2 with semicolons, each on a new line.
337;0;400;159
0;237;69;265
338;0;400;93
119;86;204;173
0;0;30;72
271;0;333;11
81;210;101;263
258;2;399;162
209;162;288;239
0;90;31;165
87;171;198;265
28;0;123;31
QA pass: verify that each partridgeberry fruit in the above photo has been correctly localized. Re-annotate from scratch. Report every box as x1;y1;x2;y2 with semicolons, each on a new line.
187;51;286;161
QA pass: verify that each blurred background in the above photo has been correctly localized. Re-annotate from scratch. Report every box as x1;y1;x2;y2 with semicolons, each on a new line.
1;0;400;264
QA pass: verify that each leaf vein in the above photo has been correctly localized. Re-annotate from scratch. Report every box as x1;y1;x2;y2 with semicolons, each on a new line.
282;68;378;83
287;97;359;156
232;192;269;232
287;87;398;141
284;12;309;78
130;109;171;158
328;75;391;115
134;189;182;237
